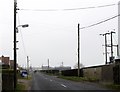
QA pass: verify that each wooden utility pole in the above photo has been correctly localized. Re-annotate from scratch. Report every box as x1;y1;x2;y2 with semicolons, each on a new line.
61;62;63;67
117;45;119;57
48;59;49;70
27;56;29;78
14;0;17;89
78;23;80;77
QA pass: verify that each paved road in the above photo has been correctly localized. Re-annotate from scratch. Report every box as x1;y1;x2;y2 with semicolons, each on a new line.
30;72;113;91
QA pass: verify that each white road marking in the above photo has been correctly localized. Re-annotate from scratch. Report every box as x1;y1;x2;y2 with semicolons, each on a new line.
61;84;67;88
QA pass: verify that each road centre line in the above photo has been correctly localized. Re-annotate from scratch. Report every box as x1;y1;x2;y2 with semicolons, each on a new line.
61;84;67;88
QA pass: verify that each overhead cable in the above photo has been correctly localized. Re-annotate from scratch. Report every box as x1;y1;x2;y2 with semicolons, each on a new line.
80;14;119;29
63;4;116;11
19;3;116;11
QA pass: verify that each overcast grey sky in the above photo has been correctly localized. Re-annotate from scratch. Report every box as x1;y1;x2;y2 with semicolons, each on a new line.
0;0;119;68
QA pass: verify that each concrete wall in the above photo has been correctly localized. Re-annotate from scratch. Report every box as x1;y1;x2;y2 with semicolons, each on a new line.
83;66;102;80
101;64;115;83
82;64;115;83
113;59;120;84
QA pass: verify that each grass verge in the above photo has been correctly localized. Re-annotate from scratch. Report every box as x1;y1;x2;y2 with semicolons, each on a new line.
16;83;26;91
16;74;32;91
105;84;120;91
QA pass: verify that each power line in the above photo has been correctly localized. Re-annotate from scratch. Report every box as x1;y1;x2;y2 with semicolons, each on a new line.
19;8;58;11
18;3;118;30
18;3;117;11
17;13;28;56
18;4;119;30
80;14;119;29
63;4;116;11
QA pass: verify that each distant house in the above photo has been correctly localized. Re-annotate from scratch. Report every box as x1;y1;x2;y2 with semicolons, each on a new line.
0;55;10;65
0;55;19;69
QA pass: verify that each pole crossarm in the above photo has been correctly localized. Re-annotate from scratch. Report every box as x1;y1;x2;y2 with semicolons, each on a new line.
17;24;29;28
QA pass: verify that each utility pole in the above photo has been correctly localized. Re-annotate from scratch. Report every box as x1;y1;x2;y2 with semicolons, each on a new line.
110;31;115;63
105;34;108;64
61;62;63;67
48;59;49;70
100;33;110;64
78;23;80;77
14;0;17;89
117;45;119;57
27;56;29;78
42;64;43;70
100;31;116;64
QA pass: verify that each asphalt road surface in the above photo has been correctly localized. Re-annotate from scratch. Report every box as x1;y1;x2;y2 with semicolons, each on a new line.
30;72;114;91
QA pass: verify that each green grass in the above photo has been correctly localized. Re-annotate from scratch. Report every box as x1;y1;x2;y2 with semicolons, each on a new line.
16;83;26;91
105;84;120;91
16;73;32;91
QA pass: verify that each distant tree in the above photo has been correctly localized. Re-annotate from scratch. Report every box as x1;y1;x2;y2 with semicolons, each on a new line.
74;63;84;69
